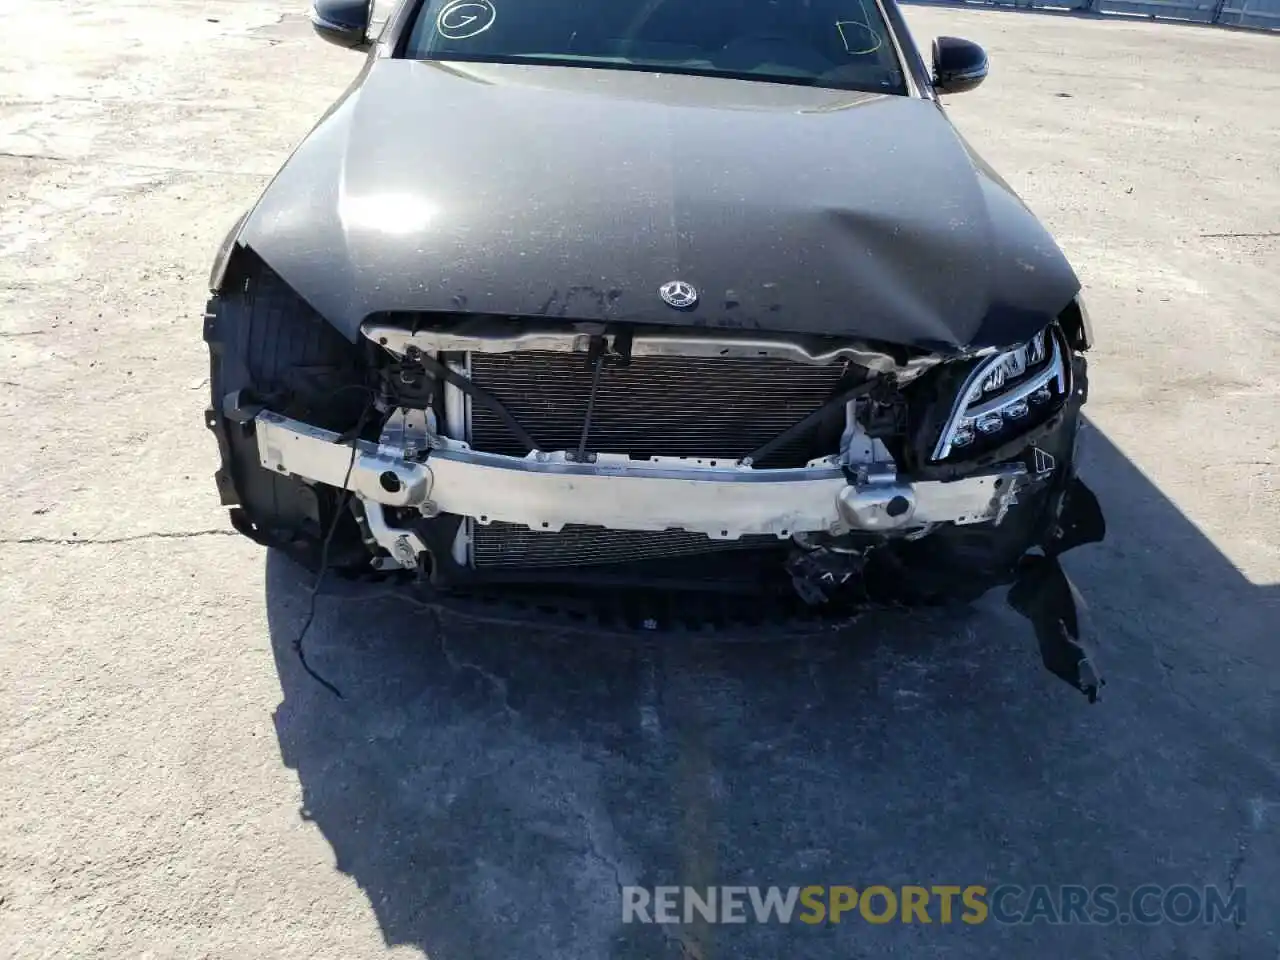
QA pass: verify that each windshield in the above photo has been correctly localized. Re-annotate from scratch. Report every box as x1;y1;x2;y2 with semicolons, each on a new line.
401;0;907;94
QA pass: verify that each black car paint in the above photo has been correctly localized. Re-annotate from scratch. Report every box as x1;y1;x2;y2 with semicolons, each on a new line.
222;63;1078;350
931;36;989;95
310;0;374;49
213;1;1080;352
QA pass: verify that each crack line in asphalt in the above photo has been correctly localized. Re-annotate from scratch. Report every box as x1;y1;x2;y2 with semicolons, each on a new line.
1224;829;1250;932
2;530;240;546
579;808;629;896
437;613;518;718
1199;231;1280;239
661;922;704;960
1225;830;1249;959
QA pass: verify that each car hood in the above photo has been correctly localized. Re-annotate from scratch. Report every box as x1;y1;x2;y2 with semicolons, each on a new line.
237;59;1080;350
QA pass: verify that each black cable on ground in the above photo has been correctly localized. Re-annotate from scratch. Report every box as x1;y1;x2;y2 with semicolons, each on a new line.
292;400;375;699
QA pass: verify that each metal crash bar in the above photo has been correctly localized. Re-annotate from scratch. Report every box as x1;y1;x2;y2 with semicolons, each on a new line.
253;411;1029;540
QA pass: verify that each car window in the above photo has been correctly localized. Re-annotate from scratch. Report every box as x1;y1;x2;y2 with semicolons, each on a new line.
401;0;907;95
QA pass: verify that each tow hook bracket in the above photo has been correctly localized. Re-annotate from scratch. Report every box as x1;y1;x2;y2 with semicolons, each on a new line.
1008;476;1107;703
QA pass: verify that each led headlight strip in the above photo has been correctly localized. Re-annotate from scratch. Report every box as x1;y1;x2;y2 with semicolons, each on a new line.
931;327;1069;461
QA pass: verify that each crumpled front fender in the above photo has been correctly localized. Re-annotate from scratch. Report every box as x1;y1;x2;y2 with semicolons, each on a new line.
209;211;251;293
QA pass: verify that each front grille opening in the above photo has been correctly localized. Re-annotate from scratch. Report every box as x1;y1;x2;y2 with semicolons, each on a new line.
473;522;782;569
466;351;848;468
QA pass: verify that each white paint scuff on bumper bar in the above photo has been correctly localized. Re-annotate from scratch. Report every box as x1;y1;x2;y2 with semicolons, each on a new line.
254;412;1028;539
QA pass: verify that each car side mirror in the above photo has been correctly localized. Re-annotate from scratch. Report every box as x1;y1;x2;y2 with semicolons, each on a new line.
310;0;373;50
932;37;988;95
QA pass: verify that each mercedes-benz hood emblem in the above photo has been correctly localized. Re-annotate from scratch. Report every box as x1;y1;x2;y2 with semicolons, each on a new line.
659;280;698;310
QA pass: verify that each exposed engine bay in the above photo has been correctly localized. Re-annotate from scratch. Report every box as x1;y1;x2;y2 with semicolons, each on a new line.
225;310;1106;701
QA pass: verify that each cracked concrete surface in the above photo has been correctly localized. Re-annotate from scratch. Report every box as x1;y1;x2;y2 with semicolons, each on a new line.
2;531;240;546
1;2;1277;958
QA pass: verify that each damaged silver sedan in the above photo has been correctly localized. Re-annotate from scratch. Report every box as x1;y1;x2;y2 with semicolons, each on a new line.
204;0;1106;699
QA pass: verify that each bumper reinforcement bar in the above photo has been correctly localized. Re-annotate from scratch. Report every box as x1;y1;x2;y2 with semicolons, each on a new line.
254;411;1030;539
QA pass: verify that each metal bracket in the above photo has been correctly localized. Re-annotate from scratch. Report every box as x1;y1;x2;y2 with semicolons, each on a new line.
363;501;426;570
1033;447;1056;479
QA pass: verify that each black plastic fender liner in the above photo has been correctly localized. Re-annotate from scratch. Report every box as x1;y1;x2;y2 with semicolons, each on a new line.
204;257;374;573
1008;475;1107;702
1010;552;1102;703
1046;474;1106;558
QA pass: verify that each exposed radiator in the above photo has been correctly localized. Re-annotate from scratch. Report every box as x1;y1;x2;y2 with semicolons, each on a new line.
465;351;848;468
472;522;781;569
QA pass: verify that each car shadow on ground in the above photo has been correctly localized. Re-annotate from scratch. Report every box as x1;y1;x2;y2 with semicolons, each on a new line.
265;421;1278;960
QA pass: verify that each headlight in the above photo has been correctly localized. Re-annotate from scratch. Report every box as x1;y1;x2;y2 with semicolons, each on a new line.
931;326;1069;461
